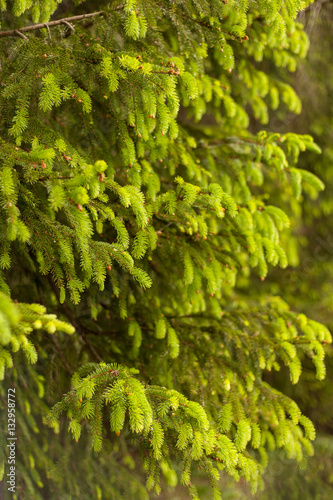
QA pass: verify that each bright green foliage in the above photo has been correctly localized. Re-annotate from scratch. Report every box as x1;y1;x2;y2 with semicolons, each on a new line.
0;292;74;380
0;0;330;498
245;5;333;498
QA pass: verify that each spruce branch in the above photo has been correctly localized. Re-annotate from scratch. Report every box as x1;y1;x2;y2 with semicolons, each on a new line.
0;12;104;39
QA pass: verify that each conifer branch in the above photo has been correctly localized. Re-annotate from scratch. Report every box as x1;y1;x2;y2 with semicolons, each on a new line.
0;12;104;39
0;1;331;496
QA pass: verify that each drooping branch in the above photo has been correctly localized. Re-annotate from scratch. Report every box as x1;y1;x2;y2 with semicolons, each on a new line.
0;11;104;39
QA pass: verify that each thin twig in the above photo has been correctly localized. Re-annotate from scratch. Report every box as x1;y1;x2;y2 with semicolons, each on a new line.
14;30;28;40
47;276;103;362
50;336;74;375
0;11;104;38
80;330;103;362
44;23;51;40
62;20;75;32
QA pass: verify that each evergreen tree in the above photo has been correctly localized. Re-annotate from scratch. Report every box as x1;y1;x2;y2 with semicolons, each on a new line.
0;1;331;498
244;3;333;498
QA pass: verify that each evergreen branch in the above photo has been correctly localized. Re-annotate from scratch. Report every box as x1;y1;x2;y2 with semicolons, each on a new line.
0;0;331;496
0;12;104;39
179;9;248;43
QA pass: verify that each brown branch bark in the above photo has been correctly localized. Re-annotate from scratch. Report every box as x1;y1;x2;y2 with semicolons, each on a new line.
304;0;333;12
0;11;104;38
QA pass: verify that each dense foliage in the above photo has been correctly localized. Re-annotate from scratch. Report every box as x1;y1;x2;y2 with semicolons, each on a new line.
0;1;331;498
249;3;333;498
